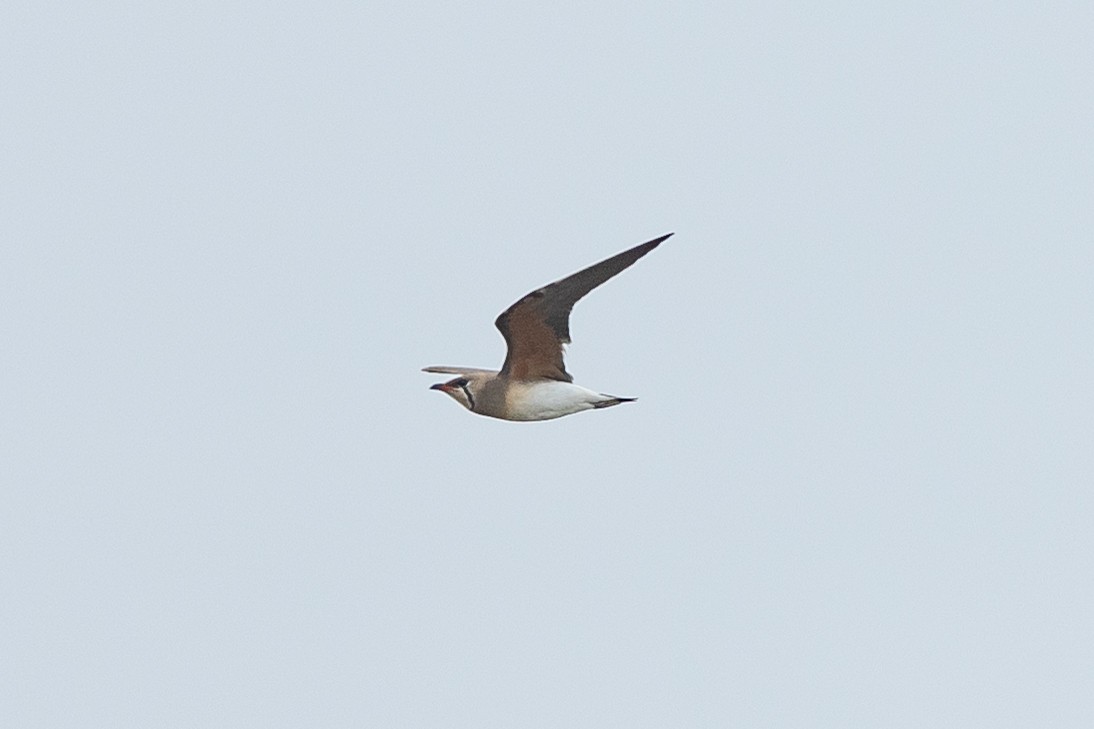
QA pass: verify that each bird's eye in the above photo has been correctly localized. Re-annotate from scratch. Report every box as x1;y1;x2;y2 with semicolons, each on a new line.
452;378;468;388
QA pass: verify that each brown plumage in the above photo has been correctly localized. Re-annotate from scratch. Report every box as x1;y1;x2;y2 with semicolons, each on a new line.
494;233;672;382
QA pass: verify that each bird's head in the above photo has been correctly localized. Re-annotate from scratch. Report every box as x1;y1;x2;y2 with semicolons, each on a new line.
429;374;486;412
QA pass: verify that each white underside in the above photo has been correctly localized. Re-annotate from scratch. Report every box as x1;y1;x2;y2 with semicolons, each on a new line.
505;380;615;421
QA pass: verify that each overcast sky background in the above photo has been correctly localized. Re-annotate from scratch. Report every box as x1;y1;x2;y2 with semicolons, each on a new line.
3;2;1093;727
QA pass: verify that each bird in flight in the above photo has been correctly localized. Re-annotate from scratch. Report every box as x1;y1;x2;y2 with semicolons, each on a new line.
424;233;671;421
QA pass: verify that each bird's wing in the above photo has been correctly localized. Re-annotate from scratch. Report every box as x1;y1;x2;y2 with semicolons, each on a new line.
494;233;672;382
421;366;498;375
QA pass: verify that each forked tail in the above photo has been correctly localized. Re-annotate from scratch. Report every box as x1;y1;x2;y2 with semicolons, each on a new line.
593;395;637;409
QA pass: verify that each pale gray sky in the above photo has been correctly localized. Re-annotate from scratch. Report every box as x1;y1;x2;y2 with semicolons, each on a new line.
3;2;1093;727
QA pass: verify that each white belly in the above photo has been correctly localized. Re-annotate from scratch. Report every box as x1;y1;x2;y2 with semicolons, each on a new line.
505;380;613;421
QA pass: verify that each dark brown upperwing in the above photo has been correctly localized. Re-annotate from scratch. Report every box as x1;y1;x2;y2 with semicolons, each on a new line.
494;233;672;381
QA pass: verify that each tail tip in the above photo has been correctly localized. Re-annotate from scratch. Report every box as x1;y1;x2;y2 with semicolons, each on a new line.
594;395;637;409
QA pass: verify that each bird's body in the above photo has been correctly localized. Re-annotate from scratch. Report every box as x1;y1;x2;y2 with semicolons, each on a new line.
424;233;670;421
428;370;632;421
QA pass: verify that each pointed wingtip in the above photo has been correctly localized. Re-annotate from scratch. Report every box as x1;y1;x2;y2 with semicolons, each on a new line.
640;232;673;251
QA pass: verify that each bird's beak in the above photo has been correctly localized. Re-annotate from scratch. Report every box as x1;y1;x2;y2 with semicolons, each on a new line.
430;383;450;392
